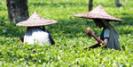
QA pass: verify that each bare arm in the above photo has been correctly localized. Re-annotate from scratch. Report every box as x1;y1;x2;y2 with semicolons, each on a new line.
85;27;103;44
91;34;102;43
90;34;108;46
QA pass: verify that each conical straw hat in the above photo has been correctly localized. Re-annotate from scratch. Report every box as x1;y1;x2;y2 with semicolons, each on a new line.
16;12;57;27
74;5;121;21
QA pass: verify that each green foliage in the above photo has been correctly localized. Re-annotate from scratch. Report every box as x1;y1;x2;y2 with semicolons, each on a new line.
0;0;133;66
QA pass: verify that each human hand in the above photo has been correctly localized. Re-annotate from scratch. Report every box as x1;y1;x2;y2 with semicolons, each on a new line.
85;27;95;37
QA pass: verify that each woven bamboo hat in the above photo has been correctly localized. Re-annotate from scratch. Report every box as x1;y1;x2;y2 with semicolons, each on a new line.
74;5;121;21
16;12;57;27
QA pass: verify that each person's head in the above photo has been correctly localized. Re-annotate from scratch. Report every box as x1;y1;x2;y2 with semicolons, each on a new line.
27;26;45;31
93;19;111;28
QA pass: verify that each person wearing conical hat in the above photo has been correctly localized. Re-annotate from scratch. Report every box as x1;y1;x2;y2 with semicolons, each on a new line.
75;5;121;50
16;12;57;45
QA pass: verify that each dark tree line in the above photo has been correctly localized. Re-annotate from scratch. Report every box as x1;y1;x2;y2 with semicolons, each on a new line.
88;0;122;11
6;0;29;23
6;0;122;23
88;0;93;11
115;0;122;7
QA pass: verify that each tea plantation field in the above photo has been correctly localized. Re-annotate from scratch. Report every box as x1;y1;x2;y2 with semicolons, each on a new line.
0;0;133;67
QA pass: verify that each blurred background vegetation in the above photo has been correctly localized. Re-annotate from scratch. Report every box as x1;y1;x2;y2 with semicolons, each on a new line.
0;0;133;66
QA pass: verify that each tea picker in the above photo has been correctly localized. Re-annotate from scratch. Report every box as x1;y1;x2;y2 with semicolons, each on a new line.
74;5;121;50
16;12;57;45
